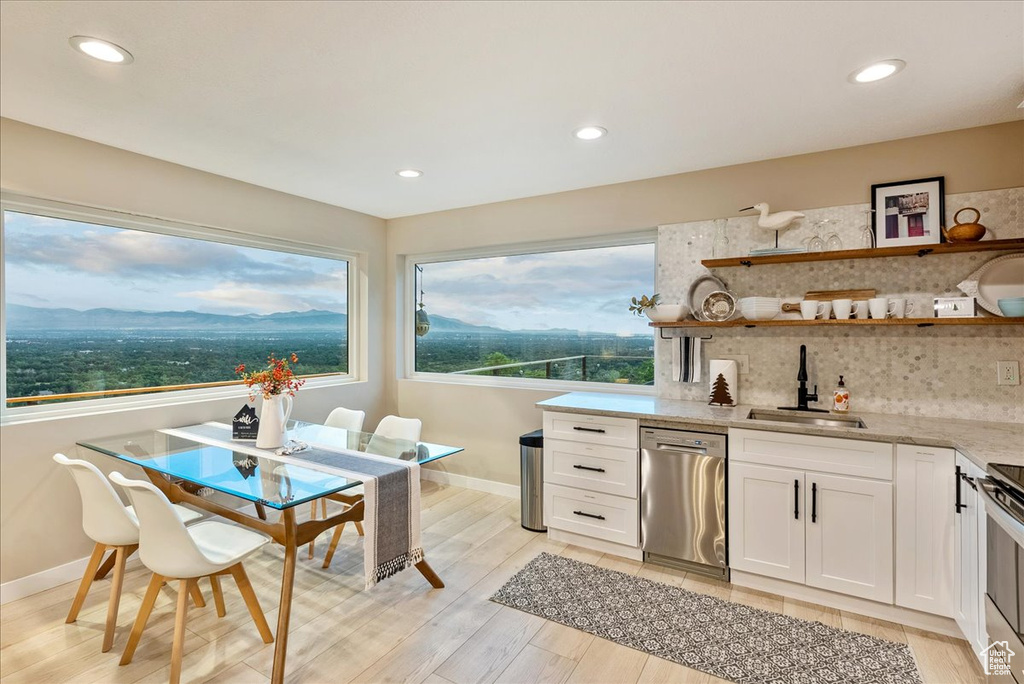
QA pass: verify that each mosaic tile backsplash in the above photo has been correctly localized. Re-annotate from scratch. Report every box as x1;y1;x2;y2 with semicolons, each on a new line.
655;187;1023;423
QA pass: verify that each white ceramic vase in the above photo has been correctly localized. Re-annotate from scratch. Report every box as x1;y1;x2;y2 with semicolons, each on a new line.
256;393;293;449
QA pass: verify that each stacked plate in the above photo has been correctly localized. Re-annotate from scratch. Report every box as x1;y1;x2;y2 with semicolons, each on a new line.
738;297;781;321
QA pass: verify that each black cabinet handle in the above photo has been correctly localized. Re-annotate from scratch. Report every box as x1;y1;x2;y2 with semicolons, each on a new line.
811;482;817;523
572;510;606;521
794;479;800;520
573;464;606;473
572;426;606;434
955;465;966;513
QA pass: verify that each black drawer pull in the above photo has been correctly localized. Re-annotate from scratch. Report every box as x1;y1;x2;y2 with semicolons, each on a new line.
572;426;607;434
794;479;800;520
573;464;606;473
572;510;606;521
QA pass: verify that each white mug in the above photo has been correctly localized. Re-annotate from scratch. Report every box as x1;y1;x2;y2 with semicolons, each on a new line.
817;301;833;320
832;299;859;319
854;300;869;319
868;297;896;319
800;300;826;320
889;298;915;319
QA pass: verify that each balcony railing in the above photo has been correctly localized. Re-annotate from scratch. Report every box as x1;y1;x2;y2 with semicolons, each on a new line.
451;355;653;384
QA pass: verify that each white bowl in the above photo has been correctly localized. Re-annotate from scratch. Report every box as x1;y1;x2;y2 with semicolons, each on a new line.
645;304;689;323
739;297;781;321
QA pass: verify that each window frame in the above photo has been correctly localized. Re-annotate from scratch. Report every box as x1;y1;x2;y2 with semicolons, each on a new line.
0;192;364;424
404;231;658;394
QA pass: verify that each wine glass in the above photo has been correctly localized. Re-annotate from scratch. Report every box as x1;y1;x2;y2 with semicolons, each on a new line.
805;219;828;252
825;228;843;251
859;209;876;249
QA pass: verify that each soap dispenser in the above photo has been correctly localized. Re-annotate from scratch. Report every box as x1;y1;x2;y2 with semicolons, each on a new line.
832;375;850;413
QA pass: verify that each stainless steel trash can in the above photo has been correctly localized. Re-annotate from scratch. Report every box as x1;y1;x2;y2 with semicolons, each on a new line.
520;429;546;532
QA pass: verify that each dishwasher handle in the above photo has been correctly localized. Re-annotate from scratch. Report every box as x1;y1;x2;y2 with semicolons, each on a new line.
652;443;709;455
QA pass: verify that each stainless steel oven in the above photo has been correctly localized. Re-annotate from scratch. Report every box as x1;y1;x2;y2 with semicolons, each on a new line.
981;463;1024;684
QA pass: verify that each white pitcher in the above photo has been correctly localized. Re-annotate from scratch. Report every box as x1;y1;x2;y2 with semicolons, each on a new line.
256;393;293;449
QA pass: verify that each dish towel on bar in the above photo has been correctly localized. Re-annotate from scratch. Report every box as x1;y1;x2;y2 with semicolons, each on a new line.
162;422;423;589
671;336;702;383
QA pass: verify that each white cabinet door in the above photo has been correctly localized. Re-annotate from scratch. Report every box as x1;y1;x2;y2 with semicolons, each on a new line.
805;473;893;603
954;453;988;655
895;445;955;616
729;462;805;583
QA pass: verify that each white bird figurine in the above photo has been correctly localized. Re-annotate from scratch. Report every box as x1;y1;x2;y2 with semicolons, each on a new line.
740;202;805;248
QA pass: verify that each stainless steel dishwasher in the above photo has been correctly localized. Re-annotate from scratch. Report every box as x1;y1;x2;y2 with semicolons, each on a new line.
640;426;728;579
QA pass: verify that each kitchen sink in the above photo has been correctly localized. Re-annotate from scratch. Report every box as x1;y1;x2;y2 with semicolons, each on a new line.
745;409;867;429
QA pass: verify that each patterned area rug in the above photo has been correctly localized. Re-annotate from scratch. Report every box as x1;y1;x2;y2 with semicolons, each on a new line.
490;553;922;684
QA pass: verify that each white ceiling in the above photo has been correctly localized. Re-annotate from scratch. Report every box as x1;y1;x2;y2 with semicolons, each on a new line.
1;1;1021;219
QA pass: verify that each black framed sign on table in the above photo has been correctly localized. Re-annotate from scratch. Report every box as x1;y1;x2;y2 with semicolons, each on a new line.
870;176;945;249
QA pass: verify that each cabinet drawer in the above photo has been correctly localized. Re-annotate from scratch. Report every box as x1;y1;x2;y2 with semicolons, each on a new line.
544;483;639;547
729;428;893;480
543;411;638;449
544;438;638;498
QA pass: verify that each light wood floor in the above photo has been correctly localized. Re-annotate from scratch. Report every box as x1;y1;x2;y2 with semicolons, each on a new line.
0;484;985;684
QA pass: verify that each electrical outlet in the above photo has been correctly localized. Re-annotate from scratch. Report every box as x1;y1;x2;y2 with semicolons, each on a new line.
997;361;1020;386
715;354;750;374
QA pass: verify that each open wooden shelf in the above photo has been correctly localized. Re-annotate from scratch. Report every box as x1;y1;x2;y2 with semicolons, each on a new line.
701;238;1024;268
651;317;1024;330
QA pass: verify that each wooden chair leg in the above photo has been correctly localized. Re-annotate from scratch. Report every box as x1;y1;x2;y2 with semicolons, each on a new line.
307;500;318;559
229;564;274;644
101;546;128;652
66;542;106;623
354;521;364;537
187;580;206;608
120;573;163;665
169;579;190;684
254;502;267;520
209;575;226;617
321;498;327;517
321;522;346;569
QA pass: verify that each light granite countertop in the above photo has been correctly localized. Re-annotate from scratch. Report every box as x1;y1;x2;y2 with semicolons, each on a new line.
536;392;1024;470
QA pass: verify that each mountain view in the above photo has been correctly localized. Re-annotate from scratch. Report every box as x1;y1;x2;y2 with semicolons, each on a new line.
5;304;654;404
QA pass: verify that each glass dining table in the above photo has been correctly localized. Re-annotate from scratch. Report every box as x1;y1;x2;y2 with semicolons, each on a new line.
77;419;463;684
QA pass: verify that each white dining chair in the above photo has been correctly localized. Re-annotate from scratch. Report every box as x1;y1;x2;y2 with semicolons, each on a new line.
321;415;423;569
53;454;204;653
109;472;274;684
306;406;369;557
324;406;366;432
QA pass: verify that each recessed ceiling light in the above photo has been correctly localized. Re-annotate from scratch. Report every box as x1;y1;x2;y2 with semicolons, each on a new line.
849;59;905;84
573;126;607;140
396;169;422;178
69;36;134;64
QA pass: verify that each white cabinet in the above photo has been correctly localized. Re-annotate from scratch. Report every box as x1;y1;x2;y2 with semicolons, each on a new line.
954;453;988;655
544;438;638;498
894;445;955;616
805;473;893;602
542;411;639;558
729;462;805;583
728;428;894;603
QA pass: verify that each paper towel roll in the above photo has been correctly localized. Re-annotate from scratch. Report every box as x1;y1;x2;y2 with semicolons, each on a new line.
709;359;738;406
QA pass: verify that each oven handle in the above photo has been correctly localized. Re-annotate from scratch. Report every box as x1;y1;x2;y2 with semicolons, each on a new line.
978;479;1024;547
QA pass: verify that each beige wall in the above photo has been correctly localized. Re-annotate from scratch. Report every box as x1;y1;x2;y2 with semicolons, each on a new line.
386;121;1024;486
0;118;388;584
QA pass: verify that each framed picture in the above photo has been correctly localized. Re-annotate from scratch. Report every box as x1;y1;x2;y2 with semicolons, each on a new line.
870;176;945;248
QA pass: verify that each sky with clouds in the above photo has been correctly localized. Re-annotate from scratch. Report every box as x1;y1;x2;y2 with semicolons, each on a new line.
3;211;348;315
418;242;655;335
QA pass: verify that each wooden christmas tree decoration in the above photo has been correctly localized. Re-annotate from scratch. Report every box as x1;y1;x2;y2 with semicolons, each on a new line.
709;372;734;406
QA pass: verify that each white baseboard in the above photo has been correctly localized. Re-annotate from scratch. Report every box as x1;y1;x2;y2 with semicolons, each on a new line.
419;467;519;499
547;527;644;561
1;550;146;606
730;570;962;639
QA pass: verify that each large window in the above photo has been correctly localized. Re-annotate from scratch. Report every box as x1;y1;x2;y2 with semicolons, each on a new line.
412;240;655;386
2;204;351;408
